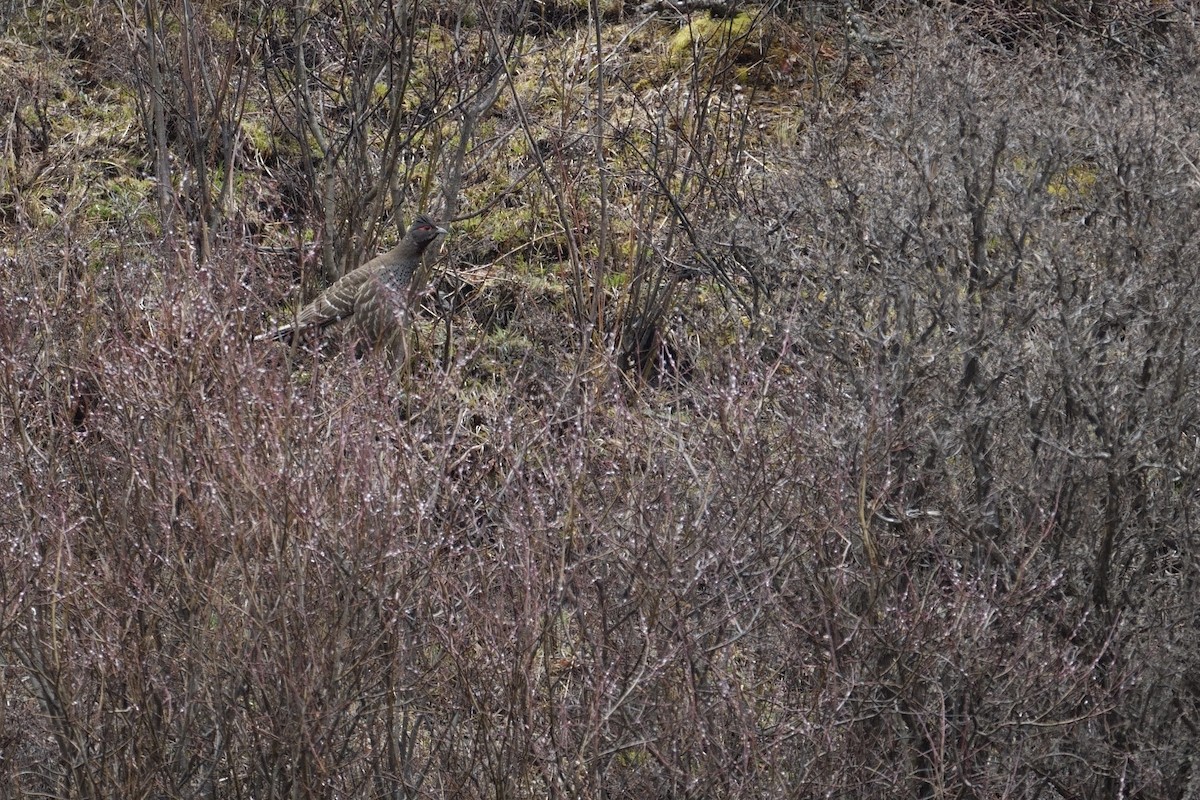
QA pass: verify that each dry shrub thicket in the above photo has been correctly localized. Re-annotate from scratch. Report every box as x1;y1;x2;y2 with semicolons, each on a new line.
2;1;1199;798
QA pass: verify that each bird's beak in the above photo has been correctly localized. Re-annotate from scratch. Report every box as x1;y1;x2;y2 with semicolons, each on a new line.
436;226;449;236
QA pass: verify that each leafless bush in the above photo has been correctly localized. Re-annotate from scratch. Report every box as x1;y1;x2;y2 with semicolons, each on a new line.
753;11;1200;796
4;3;1200;799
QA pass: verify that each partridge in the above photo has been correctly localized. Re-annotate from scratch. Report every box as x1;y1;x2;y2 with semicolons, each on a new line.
257;215;447;353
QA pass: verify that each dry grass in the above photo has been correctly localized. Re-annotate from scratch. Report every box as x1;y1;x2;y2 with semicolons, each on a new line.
2;2;1199;798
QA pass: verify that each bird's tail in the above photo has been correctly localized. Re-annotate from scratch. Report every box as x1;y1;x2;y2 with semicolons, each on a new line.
252;324;296;344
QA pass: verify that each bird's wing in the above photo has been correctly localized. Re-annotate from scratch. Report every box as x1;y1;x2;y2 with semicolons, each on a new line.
255;261;383;341
291;266;374;329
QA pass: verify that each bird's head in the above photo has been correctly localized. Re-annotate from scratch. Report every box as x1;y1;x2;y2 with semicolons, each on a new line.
408;215;448;248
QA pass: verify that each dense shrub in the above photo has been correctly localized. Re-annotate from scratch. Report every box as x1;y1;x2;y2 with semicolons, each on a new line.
2;3;1199;799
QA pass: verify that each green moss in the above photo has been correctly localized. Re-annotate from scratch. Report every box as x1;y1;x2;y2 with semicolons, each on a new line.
1047;163;1098;200
668;12;758;68
1014;157;1099;201
488;329;534;357
615;746;650;768
769;106;806;146
604;270;629;290
85;175;155;225
241;116;275;159
398;24;457;111
463;328;538;382
986;235;1004;259
208;13;236;45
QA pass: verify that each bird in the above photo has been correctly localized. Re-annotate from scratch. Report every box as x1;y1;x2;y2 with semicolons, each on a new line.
256;214;447;361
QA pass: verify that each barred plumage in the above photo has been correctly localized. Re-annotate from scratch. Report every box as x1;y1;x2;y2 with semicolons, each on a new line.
256;215;447;354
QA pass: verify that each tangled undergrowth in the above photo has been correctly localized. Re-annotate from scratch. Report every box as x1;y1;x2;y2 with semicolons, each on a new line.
3;1;1199;797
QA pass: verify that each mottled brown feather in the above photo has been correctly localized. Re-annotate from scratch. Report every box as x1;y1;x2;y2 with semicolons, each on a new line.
256;214;446;346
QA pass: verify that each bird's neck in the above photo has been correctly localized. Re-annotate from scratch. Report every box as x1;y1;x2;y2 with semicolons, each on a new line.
392;239;425;259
